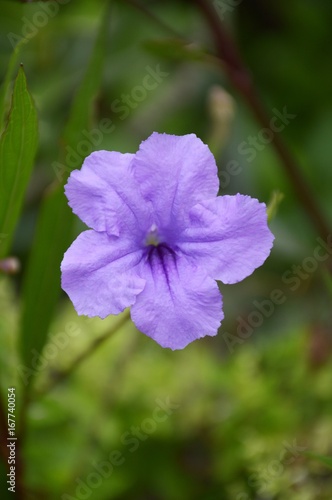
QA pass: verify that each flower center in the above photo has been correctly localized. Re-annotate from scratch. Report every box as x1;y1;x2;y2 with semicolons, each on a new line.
144;225;176;288
145;223;160;247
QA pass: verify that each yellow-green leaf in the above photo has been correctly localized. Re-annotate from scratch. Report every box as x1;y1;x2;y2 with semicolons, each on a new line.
267;189;284;222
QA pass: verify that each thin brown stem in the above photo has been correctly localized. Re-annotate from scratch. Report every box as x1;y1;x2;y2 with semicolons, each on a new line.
194;0;330;240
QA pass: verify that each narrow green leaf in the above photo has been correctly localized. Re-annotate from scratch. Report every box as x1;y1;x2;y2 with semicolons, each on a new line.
19;6;110;381
304;452;332;469
0;65;38;259
63;4;109;150
0;38;26;132
19;185;73;374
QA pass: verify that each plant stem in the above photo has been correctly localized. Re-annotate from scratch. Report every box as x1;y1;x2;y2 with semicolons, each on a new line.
34;310;132;398
194;0;330;240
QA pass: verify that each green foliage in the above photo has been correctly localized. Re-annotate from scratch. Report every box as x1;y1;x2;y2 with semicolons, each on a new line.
22;319;332;499
0;38;25;133
0;66;38;259
19;186;73;380
63;2;110;148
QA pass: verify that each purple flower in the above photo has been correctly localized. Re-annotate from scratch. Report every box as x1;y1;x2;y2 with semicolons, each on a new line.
61;133;274;350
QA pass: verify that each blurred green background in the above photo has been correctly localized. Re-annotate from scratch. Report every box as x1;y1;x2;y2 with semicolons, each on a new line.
0;0;332;499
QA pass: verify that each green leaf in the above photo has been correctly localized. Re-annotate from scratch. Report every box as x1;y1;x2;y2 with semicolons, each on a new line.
0;38;26;133
304;451;332;469
19;5;110;382
0;65;38;259
19;185;73;376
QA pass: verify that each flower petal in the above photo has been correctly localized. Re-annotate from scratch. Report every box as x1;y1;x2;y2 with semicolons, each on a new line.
132;132;219;230
61;230;146;318
65;151;151;237
130;248;223;350
179;194;274;284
